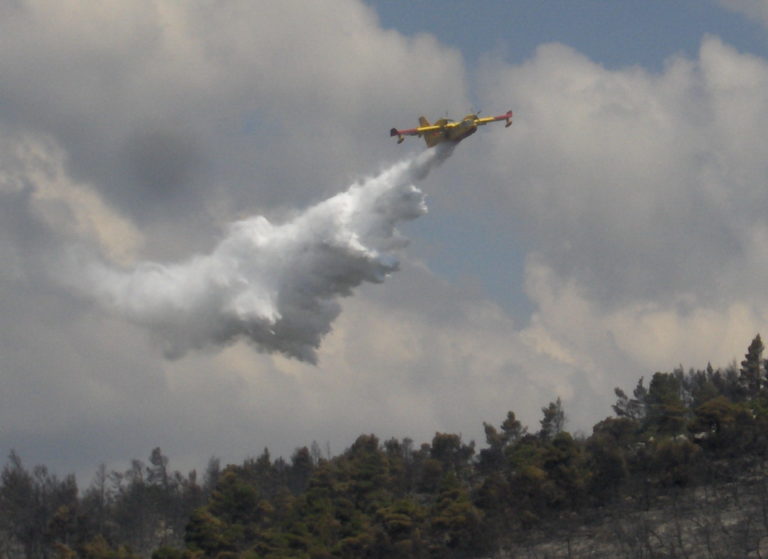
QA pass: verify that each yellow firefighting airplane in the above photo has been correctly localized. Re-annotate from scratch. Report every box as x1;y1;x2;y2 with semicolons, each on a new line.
390;110;512;147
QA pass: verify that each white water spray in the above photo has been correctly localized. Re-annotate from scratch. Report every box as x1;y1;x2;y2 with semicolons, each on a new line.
84;144;454;362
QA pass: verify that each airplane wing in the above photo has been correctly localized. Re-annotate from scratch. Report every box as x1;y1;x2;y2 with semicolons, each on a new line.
475;110;513;127
390;127;419;138
389;124;444;143
390;124;442;136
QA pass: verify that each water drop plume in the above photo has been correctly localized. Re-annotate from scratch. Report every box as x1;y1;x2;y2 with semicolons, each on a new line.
85;144;454;362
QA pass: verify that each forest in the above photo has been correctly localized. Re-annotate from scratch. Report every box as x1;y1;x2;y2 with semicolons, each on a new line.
4;335;768;558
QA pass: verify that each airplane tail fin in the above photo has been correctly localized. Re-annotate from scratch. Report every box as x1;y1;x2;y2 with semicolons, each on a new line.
418;116;430;127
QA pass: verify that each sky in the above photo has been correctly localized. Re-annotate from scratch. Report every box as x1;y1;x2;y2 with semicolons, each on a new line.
3;0;768;484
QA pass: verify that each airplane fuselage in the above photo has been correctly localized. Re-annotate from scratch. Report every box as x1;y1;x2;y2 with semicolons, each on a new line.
444;118;478;143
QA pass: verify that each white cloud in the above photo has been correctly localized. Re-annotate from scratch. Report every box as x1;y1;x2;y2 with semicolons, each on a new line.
477;40;756;302
522;259;763;386
0;0;480;478
467;36;768;413
480;36;768;298
4;0;768;482
0;0;470;256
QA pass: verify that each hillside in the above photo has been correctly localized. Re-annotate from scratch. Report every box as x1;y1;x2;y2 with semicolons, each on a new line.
4;335;768;558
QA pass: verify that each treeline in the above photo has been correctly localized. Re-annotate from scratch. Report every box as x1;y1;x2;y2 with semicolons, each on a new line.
0;448;217;558
5;335;768;558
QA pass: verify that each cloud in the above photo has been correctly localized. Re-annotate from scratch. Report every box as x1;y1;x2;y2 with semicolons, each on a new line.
0;0;474;477
719;0;768;29
0;132;143;263
468;36;768;404
4;0;768;483
0;1;469;235
479;39;766;303
522;259;764;384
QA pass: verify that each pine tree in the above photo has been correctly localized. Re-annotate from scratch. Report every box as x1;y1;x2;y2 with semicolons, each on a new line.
740;334;764;395
612;378;647;420
539;398;566;441
645;372;686;436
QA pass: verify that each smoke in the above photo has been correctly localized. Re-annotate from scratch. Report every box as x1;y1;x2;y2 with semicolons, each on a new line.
82;144;454;363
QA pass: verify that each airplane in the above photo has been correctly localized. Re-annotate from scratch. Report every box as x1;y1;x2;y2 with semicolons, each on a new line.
390;110;512;147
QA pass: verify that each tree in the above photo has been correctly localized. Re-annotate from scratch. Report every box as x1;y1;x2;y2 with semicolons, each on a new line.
740;334;764;395
184;508;233;556
288;447;314;494
586;430;627;502
429;433;474;480
375;498;427;557
692;396;752;456
0;452;79;559
649;438;701;487
613;378;647;420
147;448;170;489
541;432;588;509
592;416;640;448
645;372;686;436
687;364;721;408
479;424;505;473
80;534;138;559
0;451;35;557
428;472;483;555
344;434;391;512
480;411;527;473
81;464;113;540
500;411;526;445
539;398;566;441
